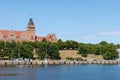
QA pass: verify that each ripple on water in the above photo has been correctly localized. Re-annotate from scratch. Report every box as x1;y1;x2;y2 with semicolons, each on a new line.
0;73;24;77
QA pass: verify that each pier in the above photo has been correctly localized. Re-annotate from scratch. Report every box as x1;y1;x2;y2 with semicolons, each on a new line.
0;60;120;65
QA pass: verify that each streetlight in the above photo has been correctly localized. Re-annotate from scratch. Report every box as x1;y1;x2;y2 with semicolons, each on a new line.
46;43;47;58
99;45;102;60
100;45;101;55
18;45;20;60
44;42;48;63
18;52;20;60
74;47;77;61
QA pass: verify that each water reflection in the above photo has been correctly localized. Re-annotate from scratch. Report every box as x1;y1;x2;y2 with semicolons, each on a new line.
0;64;43;68
0;64;120;80
0;64;40;80
0;73;22;77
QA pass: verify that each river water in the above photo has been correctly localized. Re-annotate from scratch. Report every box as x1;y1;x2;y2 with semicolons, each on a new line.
0;64;120;80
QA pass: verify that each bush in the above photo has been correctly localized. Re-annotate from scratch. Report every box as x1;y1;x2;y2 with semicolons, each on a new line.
76;57;83;61
81;54;87;57
66;57;74;60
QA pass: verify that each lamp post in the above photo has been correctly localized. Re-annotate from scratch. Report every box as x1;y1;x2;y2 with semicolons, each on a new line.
46;43;47;59
75;47;77;61
18;45;20;60
100;45;101;55
18;52;20;60
44;42;48;63
99;45;102;60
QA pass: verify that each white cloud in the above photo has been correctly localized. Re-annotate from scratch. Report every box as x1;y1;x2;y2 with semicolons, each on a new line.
83;35;94;39
98;32;120;36
57;32;78;37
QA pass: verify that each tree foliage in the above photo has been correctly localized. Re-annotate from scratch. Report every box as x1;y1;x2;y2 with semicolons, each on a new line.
102;44;119;60
78;41;119;60
37;42;60;60
57;39;79;50
0;40;119;60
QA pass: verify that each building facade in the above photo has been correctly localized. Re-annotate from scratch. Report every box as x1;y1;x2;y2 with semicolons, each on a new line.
0;18;58;42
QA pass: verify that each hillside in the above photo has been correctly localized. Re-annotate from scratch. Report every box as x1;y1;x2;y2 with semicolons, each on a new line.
59;50;102;60
59;50;80;60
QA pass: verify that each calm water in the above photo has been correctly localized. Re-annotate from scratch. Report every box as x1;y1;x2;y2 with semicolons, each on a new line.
0;64;120;80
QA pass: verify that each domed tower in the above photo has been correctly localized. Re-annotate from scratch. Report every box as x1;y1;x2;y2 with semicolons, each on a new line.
26;18;35;41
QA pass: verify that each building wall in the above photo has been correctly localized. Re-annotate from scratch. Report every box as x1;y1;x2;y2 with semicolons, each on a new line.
26;30;35;41
0;19;58;42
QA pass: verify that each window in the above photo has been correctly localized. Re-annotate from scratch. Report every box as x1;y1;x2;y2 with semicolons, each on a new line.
31;36;34;39
10;34;14;37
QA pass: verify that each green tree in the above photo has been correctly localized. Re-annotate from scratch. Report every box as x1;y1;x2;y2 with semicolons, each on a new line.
102;44;119;60
22;44;34;59
78;44;88;57
41;38;47;42
94;44;102;55
13;42;34;59
3;41;12;57
37;42;60;60
57;39;63;50
36;42;46;59
0;41;5;57
99;41;108;45
64;40;79;50
48;43;60;59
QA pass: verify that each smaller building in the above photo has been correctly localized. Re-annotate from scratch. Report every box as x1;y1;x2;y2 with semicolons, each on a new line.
117;49;120;57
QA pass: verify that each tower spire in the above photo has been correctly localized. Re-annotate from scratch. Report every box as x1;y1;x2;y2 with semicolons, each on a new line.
28;18;34;26
27;18;35;31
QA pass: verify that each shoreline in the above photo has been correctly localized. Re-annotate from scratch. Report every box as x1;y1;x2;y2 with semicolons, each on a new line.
0;60;120;65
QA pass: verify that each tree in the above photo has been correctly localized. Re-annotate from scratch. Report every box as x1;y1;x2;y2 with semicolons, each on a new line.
4;42;12;57
116;44;120;48
94;44;102;55
65;40;78;49
102;44;119;60
0;41;5;57
37;42;60;60
22;44;34;59
78;44;88;57
48;43;60;59
13;42;34;59
41;38;47;42
12;44;22;58
99;41;108;45
37;42;46;59
57;39;63;50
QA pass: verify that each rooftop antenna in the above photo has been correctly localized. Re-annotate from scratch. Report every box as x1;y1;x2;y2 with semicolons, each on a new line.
11;24;13;31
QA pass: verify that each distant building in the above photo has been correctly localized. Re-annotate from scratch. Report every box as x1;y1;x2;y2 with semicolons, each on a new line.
117;49;120;57
0;18;57;42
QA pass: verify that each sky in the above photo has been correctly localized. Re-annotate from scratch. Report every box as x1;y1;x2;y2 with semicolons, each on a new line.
0;0;120;44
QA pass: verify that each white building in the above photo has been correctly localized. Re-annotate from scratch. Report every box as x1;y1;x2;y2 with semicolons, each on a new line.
117;49;120;57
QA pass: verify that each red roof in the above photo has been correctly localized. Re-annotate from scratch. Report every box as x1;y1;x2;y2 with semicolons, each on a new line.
14;31;24;37
35;36;45;41
0;30;24;37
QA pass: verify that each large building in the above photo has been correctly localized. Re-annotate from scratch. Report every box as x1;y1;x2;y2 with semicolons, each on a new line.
0;18;58;42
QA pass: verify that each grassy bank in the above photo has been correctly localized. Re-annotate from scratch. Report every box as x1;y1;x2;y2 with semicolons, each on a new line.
59;50;103;60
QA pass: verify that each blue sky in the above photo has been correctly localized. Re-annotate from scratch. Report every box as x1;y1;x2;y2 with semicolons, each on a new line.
0;0;120;44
